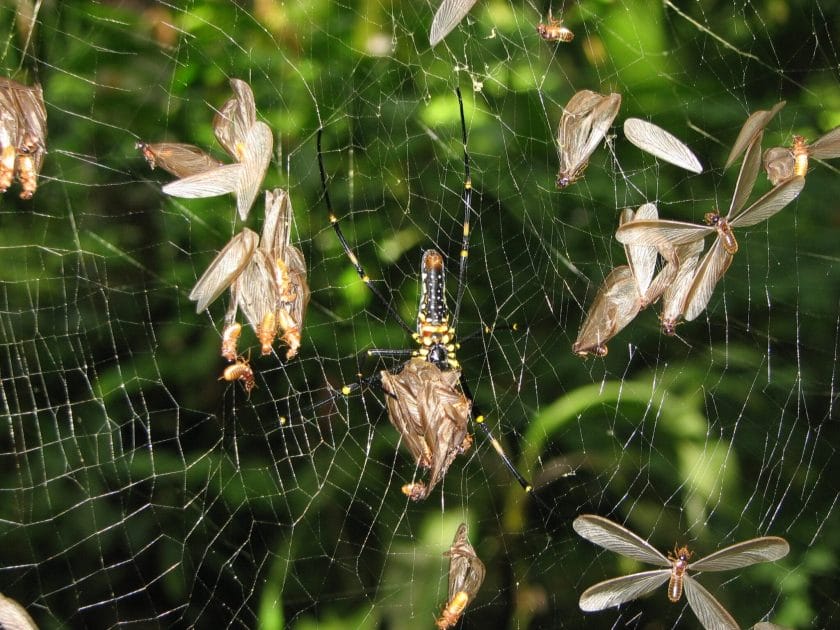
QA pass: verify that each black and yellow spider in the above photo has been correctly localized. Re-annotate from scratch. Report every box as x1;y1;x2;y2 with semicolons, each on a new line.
316;88;532;501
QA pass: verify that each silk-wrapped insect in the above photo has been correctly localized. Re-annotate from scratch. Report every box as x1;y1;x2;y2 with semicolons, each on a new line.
762;126;840;185
0;77;46;199
429;0;479;47
537;11;574;42
436;523;486;629
573;514;789;630
189;188;309;360
137;142;223;178
317;88;533;501
624;118;703;173
616;130;805;324
556;90;621;188
144;78;271;220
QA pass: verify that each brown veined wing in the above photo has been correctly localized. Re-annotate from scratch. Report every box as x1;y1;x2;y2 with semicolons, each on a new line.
437;523;486;629
138;142;223;179
188;228;259;313
429;0;479;47
556;90;622;188
624;118;703;173
725;101;785;169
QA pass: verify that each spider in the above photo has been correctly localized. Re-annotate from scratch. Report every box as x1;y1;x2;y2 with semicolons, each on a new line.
315;88;532;501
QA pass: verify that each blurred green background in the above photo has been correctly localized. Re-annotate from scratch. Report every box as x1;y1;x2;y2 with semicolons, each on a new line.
0;0;838;628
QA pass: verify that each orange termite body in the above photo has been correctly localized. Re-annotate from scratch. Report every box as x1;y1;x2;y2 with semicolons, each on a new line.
221;322;242;362
792;135;809;177
220;356;256;394
667;545;693;603
705;211;738;254
257;312;277;356
436;590;470;629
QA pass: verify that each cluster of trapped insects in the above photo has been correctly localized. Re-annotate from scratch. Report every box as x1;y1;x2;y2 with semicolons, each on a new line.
3;11;838;627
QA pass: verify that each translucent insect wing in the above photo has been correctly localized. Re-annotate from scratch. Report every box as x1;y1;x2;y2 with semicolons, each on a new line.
557;91;621;185
808;125;840;160
660;239;705;328
213;78;257;160
446;523;486;601
622;203;659;297
138;142;223;179
623;118;703;173
429;0;479;46
682;574;739;630
689;536;789;572
161;162;243;199
234;120;273;220
727;128;765;219
725;101;785;169
235;249;281;335
578;569;671;611
729;175;805;229
681;238;733;322
573;266;642;356
260;188;292;257
0;591;38;630
13;82;47;151
573;515;671;566
615;217;711;251
189;228;260;312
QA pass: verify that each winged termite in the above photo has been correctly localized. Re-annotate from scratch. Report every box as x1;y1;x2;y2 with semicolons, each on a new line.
0;591;38;630
213;78;257;161
220;355;256;394
429;0;479;47
623;118;703;173
0;83;20;192
573;266;643;357
762;126;840;185
537;11;574;42
556;90;622;188
221;322;242;363
724;101;785;169
436;523;486;629
573;514;790;630
137;142;223;179
189;229;260;314
616;128;805;324
162;120;272;221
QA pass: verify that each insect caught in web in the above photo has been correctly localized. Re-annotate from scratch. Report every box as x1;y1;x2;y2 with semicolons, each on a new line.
315;88;533;501
536;9;574;43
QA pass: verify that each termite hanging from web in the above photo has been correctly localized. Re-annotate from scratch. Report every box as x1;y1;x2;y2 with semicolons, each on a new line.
537;9;574;42
436;523;486;629
556;89;622;188
573;514;790;630
0;77;47;199
219;354;256;395
763;125;840;185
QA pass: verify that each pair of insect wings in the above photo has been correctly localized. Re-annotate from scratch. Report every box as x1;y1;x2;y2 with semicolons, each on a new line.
0;77;47;198
143;78;272;221
613;114;806;332
574;515;790;630
188;188;309;360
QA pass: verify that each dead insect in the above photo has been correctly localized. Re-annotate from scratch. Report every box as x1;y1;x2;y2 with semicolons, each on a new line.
573;514;789;630
762;126;840;185
658;240;705;335
147;78;272;220
623;118;703;173
317;88;532;501
616;131;805;324
221;321;242;362
0;77;47;199
724;101;785;169
429;0;479;47
188;189;308;360
573;266;642;358
537;11;574;42
556;90;621;188
137;142;222;178
220;355;256;394
436;523;486;629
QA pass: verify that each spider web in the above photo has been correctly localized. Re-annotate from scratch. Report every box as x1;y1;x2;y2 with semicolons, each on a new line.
0;1;838;628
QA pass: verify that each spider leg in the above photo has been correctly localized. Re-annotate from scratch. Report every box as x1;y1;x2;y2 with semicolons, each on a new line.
452;86;473;331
